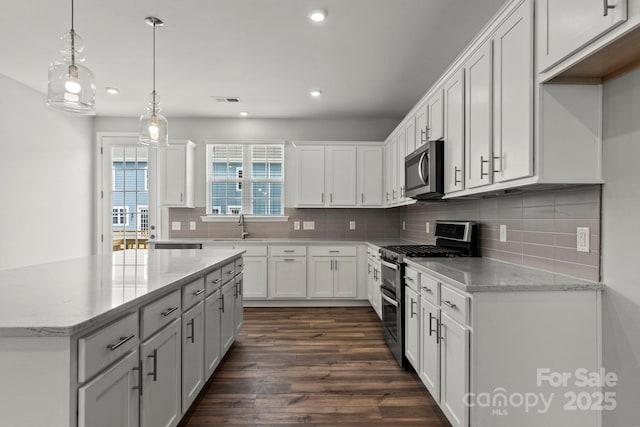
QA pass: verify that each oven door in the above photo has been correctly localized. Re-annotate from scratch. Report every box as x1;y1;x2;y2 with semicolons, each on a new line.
380;259;401;296
381;286;403;366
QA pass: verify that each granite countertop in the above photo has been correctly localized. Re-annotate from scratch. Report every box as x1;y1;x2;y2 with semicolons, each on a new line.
0;248;243;337
404;257;604;293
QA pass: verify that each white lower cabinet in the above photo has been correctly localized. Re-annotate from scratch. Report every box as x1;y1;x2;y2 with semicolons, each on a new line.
140;318;182;427
234;273;244;334
308;246;357;298
404;285;420;370
269;256;307;298
220;280;237;354
240;256;267;298
181;301;204;412
204;290;222;378
419;297;440;401
78;350;140;427
440;311;469;427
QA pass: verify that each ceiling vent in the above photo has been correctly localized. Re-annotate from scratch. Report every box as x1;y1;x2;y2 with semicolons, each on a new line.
213;96;240;103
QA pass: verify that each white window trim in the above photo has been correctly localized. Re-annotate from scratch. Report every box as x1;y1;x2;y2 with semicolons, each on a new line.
113;206;130;226
200;215;289;223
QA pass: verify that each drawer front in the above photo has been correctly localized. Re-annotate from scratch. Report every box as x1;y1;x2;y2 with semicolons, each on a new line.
182;277;206;310
440;284;469;326
308;246;357;257
236;246;267;256
142;290;181;340
420;275;439;305
234;257;244;274
221;261;237;284
78;312;139;383
270;246;307;256
404;266;420;292
205;268;223;294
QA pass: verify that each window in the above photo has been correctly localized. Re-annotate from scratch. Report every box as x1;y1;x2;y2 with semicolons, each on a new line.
206;143;285;216
113;207;129;226
137;206;149;232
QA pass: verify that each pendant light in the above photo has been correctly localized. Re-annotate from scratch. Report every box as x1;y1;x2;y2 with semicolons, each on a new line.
139;17;168;147
46;0;96;115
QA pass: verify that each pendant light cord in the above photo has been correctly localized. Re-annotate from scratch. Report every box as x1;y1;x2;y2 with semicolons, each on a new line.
152;21;157;114
70;0;76;66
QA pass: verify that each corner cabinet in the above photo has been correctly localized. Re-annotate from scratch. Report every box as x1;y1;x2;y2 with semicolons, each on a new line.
161;140;195;208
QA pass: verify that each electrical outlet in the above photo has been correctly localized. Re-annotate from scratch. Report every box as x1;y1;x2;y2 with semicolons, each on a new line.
294;221;300;230
189;221;197;230
402;221;406;231
577;227;590;252
426;222;430;233
500;224;507;242
171;221;181;231
349;221;356;230
303;221;315;230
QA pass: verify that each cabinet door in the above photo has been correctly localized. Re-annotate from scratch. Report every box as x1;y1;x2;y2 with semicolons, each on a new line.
357;146;383;206
78;350;139;427
204;291;221;379
396;129;406;201
308;257;333;298
464;40;493;189
373;264;382;319
384;142;392;205
221;282;236;354
537;0;627;72
494;0;533;183
141;318;181;427
268;257;307;298
415;102;428;147
440;312;469;427
367;260;374;303
389;138;398;203
162;141;194;207
297;146;325;206
182;302;204;412
419;297;440;401
334;257;357;298
405;116;417;154
427;88;444;141
443;68;465;194
234;275;244;335
326;146;357;206
404;286;420;370
241;256;267;299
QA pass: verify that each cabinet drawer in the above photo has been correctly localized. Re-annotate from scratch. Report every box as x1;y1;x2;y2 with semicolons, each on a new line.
308;246;357;256
142;290;181;340
235;257;244;274
440;285;469;326
182;277;206;310
420;275;439;305
205;268;223;294
270;246;307;256
78;312;139;383
221;261;237;284
236;246;267;256
404;266;420;292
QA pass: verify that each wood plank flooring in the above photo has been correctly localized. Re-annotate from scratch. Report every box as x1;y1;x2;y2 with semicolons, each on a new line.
179;306;451;426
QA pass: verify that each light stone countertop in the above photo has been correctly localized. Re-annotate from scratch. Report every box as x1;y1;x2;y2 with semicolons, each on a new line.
153;237;417;247
0;248;243;337
404;257;604;293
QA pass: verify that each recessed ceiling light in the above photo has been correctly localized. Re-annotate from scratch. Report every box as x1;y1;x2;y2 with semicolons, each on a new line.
105;87;119;95
309;10;327;23
239;111;249;117
309;90;323;97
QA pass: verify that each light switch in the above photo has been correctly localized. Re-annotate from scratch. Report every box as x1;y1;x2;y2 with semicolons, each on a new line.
500;224;507;242
303;221;315;230
349;221;356;230
577;227;590;252
294;221;300;230
171;221;181;231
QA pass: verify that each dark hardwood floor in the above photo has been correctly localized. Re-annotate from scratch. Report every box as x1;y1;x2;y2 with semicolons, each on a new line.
179;306;451;426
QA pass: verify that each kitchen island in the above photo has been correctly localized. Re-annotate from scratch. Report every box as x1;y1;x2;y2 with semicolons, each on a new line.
0;247;244;427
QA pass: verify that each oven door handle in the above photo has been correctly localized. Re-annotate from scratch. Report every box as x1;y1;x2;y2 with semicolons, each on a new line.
381;292;399;308
381;260;399;270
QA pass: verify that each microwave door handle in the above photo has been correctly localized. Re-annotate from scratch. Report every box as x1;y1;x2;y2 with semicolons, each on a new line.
417;152;428;185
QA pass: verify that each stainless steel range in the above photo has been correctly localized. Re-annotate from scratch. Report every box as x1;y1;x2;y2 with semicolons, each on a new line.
379;221;479;367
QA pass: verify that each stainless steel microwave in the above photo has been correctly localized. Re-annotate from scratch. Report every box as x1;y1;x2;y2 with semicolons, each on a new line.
404;140;444;200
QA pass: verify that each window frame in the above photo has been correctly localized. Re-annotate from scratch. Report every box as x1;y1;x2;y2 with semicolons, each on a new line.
112;206;130;226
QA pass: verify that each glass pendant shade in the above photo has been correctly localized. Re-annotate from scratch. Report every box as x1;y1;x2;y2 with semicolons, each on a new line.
139;91;168;147
47;29;96;115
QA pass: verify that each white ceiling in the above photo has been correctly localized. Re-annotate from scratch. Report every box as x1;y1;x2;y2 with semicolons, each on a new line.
0;0;507;119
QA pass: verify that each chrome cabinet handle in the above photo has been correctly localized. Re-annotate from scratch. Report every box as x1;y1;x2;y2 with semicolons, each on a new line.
361;193;364;203
334;259;338;271
493;155;502;174
422;286;432;293
220;295;225;312
386;192;390;202
604;0;615;16
235;283;240;298
107;334;135;351
283;258;295;262
284;250;295;253
442;299;457;309
454;167;461;185
147;349;158;382
429;312;437;337
212;278;222;284
438;321;444;343
193;289;205;296
226;269;235;275
329;250;340;253
180;192;183;203
420;128;427;144
405;276;414;282
321;192;324;203
330;193;333;203
410;298;417;318
480;156;489;178
187;319;195;343
132;359;143;395
161;307;178;317
392;189;397;200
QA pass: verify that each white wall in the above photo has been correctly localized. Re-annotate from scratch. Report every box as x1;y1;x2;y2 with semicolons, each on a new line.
0;74;93;270
602;69;640;426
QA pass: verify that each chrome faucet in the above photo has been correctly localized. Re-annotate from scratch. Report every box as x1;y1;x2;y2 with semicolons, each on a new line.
238;214;249;239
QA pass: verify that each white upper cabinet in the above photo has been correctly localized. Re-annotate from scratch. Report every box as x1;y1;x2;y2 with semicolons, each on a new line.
162;140;195;207
537;0;627;73
296;145;325;206
493;0;533;183
415;102;428;148
443;68;465;194
405;116;417;154
426;88;444;141
326;146;357;206
464;40;493;189
396;128;407;202
357;146;383;206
